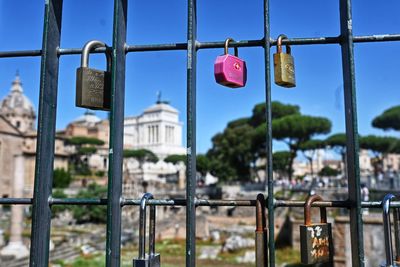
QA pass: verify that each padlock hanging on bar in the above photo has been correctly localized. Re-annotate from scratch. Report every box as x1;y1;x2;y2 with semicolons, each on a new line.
133;193;160;267
381;194;400;267
76;40;112;111
214;38;247;88
299;194;334;265
273;34;296;88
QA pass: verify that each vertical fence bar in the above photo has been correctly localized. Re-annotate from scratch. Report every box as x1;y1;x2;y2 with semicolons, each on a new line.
29;0;63;266
186;0;197;266
262;0;274;266
106;0;127;266
339;0;364;266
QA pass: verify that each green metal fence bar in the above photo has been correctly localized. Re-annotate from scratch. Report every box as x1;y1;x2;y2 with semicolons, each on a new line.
29;0;63;266
105;0;128;266
1;1;400;266
262;0;275;266
8;197;400;210
186;0;197;266
1;33;400;58
339;0;364;266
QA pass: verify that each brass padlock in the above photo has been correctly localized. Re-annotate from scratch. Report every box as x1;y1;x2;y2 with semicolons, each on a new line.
300;195;333;265
76;40;111;110
274;34;296;88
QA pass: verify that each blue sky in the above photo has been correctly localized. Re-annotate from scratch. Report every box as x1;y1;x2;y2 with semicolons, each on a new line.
0;0;399;153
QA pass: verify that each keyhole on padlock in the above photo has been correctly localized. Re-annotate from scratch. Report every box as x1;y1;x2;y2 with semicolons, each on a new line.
233;62;241;70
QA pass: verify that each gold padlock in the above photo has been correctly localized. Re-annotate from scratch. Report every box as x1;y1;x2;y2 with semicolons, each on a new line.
274;34;296;88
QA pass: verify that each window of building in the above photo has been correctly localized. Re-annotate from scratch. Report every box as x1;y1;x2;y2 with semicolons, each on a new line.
16;120;21;128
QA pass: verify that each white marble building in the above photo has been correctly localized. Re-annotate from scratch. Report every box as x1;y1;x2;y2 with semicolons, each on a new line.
124;100;185;159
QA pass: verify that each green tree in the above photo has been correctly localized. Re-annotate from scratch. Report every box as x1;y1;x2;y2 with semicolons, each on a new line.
272;151;292;179
68;136;105;146
319;166;340;177
53;168;72;188
67;136;105;175
51;189;68;217
123;149;158;167
72;184;107;224
196;154;211;176
164;154;187;165
207;101;330;183
207;121;255;182
299;139;326;177
249;101;300;127
265;114;331;180
372;106;400;131
360;135;399;177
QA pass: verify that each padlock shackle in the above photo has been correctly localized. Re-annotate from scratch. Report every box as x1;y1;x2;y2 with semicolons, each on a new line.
383;193;396;266
276;34;291;55
255;194;268;267
304;194;327;226
149;203;156;257
224;38;239;57
81;40;112;71
138;192;154;259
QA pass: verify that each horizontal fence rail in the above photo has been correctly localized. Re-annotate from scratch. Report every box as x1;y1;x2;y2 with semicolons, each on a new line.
3;197;400;209
1;34;400;58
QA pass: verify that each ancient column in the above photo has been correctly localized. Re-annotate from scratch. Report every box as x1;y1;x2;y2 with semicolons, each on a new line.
178;162;186;190
0;155;29;259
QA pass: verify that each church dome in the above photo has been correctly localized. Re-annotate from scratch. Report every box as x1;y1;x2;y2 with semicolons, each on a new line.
0;74;36;118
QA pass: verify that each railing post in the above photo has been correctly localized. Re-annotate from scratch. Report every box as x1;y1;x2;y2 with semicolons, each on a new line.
186;0;197;266
339;0;364;266
262;0;275;266
29;0;63;266
105;0;127;266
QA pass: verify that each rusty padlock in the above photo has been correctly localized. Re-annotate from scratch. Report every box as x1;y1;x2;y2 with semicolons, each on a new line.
76;40;111;111
214;38;247;88
300;195;333;265
255;194;268;267
274;34;296;88
394;206;400;266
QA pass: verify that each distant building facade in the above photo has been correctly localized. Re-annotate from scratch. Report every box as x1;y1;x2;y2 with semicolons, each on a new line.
124;100;185;159
60;99;186;173
0;75;68;197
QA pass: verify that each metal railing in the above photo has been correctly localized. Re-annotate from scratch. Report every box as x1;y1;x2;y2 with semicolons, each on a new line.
1;0;400;266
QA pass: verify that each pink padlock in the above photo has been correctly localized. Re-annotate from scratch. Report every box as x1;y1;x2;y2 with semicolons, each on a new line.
214;38;247;88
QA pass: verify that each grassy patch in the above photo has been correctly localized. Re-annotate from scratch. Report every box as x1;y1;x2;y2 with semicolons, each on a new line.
276;247;302;266
53;240;301;267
